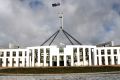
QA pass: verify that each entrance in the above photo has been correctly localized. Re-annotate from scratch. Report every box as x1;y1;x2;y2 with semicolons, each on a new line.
0;58;2;67
52;56;57;66
59;56;64;66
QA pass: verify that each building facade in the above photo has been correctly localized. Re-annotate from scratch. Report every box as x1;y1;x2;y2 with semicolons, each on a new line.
0;45;120;67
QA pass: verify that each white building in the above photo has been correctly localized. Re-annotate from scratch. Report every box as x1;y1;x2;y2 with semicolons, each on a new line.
0;44;120;67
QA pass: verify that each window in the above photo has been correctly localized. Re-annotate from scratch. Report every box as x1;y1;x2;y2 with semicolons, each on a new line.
107;49;111;55
35;49;38;63
19;51;22;56
60;56;64;61
73;48;77;53
12;58;16;63
19;60;22;63
13;51;16;56
101;50;105;55
59;48;64;53
0;52;3;57
46;48;50;53
114;49;117;54
40;49;44;53
6;52;10;57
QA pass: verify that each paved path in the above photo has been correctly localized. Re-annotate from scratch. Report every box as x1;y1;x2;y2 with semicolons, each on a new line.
1;72;120;80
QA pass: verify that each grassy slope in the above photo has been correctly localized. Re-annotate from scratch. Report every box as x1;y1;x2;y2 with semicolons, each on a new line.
0;66;120;74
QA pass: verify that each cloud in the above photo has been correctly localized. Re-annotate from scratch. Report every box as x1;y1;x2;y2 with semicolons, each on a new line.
0;0;120;48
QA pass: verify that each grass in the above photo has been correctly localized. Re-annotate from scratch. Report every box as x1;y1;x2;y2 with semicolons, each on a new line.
0;66;120;74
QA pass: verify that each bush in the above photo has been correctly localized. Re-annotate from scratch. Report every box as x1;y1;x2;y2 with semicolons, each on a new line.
0;66;120;74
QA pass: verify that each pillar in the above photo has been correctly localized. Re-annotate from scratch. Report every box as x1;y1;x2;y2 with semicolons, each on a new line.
44;48;46;66
88;48;92;66
111;49;114;65
9;51;12;67
83;48;86;66
98;49;102;65
22;51;25;67
26;50;30;67
105;49;108;65
16;51;19;67
3;51;6;67
50;55;52;66
38;48;40;67
64;55;66;66
32;49;35;67
94;48;97;65
117;49;120;64
71;54;74;66
57;55;59;66
77;48;80;66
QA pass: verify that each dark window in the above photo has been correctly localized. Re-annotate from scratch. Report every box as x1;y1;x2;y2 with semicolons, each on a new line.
40;49;44;53
114;49;117;54
19;61;22;63
46;48;50;53
13;51;16;56
73;48;77;53
7;52;10;57
19;51;22;56
101;50;104;55
6;58;9;63
12;59;16;63
107;50;111;55
59;48;64;53
0;52;4;57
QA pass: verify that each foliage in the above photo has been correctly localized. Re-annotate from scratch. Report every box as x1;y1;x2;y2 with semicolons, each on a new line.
1;66;120;74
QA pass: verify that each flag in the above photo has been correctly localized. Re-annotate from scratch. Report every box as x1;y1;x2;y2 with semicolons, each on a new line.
52;2;60;7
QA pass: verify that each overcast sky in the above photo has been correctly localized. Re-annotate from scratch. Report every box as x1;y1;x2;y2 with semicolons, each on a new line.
0;0;120;47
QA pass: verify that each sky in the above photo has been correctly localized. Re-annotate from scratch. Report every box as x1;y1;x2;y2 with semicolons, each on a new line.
0;0;120;47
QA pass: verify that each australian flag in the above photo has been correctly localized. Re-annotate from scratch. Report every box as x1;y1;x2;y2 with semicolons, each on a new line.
52;2;60;7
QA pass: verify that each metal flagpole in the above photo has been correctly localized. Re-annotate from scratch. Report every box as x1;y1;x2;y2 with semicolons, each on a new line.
40;0;82;46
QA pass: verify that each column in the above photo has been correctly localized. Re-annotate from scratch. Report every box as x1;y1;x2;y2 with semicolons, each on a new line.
22;51;25;67
32;49;35;67
83;48;86;66
38;48;40;67
98;49;102;65
111;49;114;65
3;51;6;67
26;50;29;67
50;55;52;66
117;49;120;64
105;49;108;65
57;55;59;66
44;48;46;66
16;51;19;67
64;55;66;66
9;51;12;67
88;48;92;66
29;50;31;67
77;48;80;66
94;48;97;65
71;54;74;66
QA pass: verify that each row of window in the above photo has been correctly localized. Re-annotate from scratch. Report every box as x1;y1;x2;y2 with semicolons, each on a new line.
0;51;27;57
97;56;118;65
0;58;26;64
97;49;119;55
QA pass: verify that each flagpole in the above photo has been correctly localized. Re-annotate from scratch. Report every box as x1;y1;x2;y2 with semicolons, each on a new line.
59;0;64;30
52;0;64;30
59;12;63;30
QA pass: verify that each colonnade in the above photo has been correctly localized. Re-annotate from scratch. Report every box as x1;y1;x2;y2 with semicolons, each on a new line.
0;45;120;67
96;47;120;65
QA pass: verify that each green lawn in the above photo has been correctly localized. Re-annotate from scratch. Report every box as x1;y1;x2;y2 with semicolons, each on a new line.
0;66;120;74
